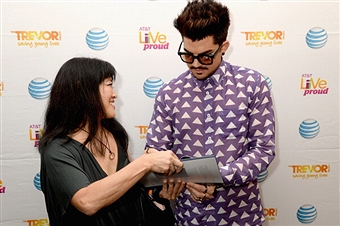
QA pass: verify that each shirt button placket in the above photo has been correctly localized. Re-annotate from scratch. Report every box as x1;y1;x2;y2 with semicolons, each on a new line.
204;87;214;152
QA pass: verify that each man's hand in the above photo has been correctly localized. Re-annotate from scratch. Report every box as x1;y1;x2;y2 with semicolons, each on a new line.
159;179;186;200
186;182;216;202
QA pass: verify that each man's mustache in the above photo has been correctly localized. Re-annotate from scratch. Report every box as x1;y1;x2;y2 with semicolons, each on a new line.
190;67;207;70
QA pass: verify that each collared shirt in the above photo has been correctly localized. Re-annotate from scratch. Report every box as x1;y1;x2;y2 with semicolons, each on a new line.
146;60;275;226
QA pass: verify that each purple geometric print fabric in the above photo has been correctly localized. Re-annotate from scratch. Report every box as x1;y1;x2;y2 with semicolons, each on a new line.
146;60;275;226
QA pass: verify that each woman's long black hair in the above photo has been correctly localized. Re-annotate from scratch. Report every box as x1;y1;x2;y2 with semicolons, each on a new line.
39;57;128;154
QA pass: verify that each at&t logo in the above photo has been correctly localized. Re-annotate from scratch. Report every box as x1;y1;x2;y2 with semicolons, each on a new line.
28;77;51;100
300;74;328;96
139;27;169;51
0;180;6;193
29;124;43;147
257;168;268;183
33;173;41;191
86;27;109;50
299;118;320;139
143;77;164;98
264;76;272;90
297;204;317;223
306;27;327;49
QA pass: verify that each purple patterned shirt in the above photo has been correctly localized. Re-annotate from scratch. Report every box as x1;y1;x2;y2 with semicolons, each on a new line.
146;60;275;226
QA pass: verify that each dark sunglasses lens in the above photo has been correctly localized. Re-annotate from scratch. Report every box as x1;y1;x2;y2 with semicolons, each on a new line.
181;54;193;63
199;56;213;65
179;53;213;65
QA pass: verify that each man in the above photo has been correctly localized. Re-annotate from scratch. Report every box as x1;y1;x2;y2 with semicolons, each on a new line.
145;0;275;225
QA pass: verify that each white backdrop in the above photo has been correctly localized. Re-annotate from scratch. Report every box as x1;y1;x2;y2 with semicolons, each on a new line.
1;1;339;225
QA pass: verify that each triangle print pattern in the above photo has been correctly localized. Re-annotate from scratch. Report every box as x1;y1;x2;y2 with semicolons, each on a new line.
146;61;275;226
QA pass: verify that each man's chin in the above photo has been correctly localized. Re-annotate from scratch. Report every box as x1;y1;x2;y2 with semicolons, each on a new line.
192;73;209;80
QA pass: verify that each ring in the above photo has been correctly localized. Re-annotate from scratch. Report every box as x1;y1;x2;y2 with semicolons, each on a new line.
200;193;206;201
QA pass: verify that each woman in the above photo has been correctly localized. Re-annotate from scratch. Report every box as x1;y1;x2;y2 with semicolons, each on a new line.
39;57;184;226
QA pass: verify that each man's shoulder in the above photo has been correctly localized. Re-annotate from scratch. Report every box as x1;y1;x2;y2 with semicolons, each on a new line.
225;62;265;84
163;70;191;87
227;62;263;76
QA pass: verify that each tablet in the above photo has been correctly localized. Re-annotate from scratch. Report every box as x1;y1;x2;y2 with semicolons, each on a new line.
141;155;224;187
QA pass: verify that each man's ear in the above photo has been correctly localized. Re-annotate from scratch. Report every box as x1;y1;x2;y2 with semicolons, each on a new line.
221;40;230;54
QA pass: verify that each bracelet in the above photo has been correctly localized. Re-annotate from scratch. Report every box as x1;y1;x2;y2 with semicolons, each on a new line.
145;147;150;154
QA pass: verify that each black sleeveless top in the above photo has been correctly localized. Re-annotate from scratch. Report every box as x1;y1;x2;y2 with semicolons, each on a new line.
40;136;145;226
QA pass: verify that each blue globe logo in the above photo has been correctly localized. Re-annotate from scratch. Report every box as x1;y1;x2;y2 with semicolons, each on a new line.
86;28;109;50
299;118;320;139
264;76;272;90
28;77;51;100
143;77;164;98
297;204;317;224
306;27;328;49
257;168;268;183
33;173;41;191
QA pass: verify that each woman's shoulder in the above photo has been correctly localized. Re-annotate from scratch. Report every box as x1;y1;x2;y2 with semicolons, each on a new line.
44;136;72;149
41;136;84;159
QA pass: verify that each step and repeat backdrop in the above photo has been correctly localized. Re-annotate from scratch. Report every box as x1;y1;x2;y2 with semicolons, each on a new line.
1;1;339;225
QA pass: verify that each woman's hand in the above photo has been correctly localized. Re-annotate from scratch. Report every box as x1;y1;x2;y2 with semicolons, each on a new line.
159;179;186;200
144;148;183;175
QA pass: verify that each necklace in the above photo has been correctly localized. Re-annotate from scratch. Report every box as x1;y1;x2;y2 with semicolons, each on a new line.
79;128;115;160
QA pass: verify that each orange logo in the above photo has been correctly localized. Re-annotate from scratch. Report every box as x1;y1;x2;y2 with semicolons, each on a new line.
241;30;284;47
23;219;49;226
0;82;4;96
11;30;61;48
135;125;148;139
264;208;277;221
289;164;330;179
